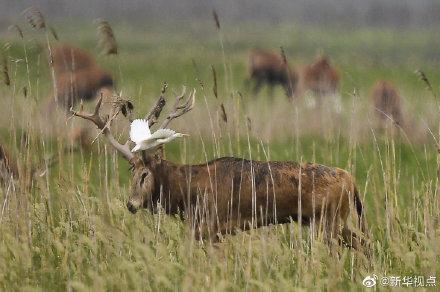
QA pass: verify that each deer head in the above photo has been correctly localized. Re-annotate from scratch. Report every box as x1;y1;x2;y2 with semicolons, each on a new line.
71;84;195;213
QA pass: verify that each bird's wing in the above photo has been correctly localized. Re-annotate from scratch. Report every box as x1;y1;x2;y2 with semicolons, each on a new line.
150;128;176;140
130;119;151;143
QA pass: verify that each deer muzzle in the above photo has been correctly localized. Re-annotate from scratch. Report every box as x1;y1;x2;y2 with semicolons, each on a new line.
126;197;142;214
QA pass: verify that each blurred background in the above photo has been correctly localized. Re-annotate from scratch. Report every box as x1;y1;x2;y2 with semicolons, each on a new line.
0;0;439;151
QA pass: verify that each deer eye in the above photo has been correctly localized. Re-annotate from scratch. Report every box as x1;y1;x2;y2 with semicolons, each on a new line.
140;172;149;186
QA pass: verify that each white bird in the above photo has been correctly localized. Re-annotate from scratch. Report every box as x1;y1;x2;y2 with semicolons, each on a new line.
129;119;187;152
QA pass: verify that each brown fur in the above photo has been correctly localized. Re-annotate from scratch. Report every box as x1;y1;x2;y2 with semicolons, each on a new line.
302;55;340;96
52;44;96;75
127;154;365;246
370;80;404;127
248;49;298;98
51;44;114;111
55;66;114;110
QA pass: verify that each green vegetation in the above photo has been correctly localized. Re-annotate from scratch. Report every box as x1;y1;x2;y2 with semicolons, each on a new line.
0;19;439;290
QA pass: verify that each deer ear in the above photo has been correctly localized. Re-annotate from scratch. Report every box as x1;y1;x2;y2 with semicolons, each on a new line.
142;147;163;167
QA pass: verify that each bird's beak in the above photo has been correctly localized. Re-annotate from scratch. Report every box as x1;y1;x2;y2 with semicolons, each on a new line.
181;133;190;137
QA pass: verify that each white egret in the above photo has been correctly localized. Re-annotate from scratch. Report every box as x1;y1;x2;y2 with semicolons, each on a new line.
129;119;187;152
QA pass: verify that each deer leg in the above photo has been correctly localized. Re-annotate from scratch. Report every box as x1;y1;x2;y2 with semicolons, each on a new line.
192;218;230;244
325;216;340;245
319;196;349;246
341;226;359;249
311;215;325;243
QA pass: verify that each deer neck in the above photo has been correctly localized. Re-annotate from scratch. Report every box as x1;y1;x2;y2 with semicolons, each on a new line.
149;159;186;214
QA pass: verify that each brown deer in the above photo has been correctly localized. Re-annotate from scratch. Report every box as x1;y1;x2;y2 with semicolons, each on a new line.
44;44;114;149
71;87;366;247
370;80;404;128
247;49;298;99
51;43;114;111
52;43;96;75
302;54;340;97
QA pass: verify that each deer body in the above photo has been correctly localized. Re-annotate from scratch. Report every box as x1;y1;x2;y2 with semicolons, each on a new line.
51;43;114;111
56;66;114;110
248;49;298;98
128;156;363;242
370;80;404;127
45;44;115;148
302;55;340;97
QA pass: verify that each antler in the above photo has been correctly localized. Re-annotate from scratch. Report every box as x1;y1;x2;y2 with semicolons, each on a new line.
159;86;196;129
145;82;167;127
70;96;135;162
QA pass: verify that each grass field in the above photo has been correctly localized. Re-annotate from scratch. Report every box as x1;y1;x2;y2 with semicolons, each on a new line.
0;18;439;291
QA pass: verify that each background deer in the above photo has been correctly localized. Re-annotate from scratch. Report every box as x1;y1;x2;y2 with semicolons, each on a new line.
43;43;115;148
370;80;404;128
51;43;114;111
247;49;298;99
301;54;340;98
71;86;366;247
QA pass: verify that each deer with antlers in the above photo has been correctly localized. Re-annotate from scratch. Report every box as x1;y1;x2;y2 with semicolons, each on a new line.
71;86;366;247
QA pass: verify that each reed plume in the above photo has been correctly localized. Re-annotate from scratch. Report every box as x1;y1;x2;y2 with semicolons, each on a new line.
96;19;118;55
23;6;46;30
415;70;437;101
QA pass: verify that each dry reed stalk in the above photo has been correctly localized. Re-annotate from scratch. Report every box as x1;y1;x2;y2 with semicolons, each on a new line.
22;7;58;102
211;9;230;94
220;103;228;123
210;65;228;123
211;65;218;99
415;70;440;187
9;23;35;98
280;46;295;101
2;55;10;87
8;25;24;39
49;26;59;41
212;9;221;30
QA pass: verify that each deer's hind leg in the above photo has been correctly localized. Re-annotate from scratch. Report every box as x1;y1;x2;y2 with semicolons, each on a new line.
314;193;350;247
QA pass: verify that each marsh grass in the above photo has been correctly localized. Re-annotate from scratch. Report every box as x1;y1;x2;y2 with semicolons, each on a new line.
0;18;439;291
